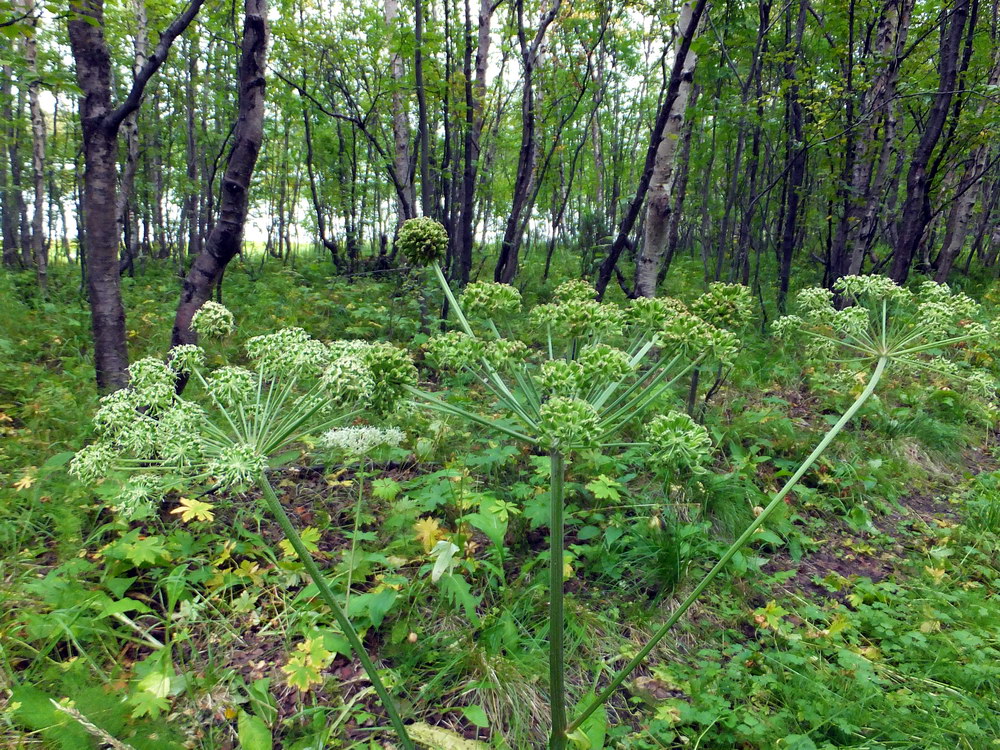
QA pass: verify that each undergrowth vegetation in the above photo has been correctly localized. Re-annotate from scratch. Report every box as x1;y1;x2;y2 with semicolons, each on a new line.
1;253;999;750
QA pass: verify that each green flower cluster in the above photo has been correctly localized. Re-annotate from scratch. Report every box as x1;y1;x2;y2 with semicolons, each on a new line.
70;311;415;517
539;359;586;397
659;311;739;365
460;281;522;318
207;365;256;406
530;298;625;338
483;338;529;367
417;275;732;457
364;341;419;414
424;331;485;371
626;296;688;329
190;300;235;338
538;396;601;450
645;411;713;474
553;279;597;304
577;344;632;382
398;217;448;266
774;274;995;397
690;282;753;331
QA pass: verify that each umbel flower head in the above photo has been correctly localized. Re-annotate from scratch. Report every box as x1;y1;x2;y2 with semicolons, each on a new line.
690;282;753;331
539;396;601;450
70;325;411;519
398;217;448;266
415;271;741;455
460;281;522;318
645;411;713;475
321;426;406;455
190;301;236;338
773;274;995;397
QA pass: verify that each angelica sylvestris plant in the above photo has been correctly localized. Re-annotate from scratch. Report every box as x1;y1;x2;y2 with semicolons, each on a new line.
568;275;999;736
70;305;417;750
404;222;737;749
775;276;996;398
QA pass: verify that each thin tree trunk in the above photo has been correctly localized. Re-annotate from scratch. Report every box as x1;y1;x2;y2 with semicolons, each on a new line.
0;65;16;267
184;45;200;259
116;0;149;278
172;0;267;355
932;38;999;280
594;0;708;298
386;0;415;222
22;0;45;287
493;0;562;283
839;0;913;277
776;0;808;313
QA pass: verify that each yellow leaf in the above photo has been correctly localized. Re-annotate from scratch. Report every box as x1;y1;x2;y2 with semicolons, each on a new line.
414;517;444;553
169;497;215;523
924;566;947;584
13;472;35;491
408;723;489;749
826;612;852;638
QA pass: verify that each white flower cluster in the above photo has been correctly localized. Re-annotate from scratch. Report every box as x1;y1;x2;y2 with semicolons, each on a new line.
321;426;406;456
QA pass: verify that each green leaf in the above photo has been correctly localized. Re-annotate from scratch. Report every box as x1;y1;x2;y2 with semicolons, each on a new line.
372;477;402;501
95;596;153;619
585;475;623;502
430;540;460;583
268;450;301;468
571;693;607;750
238;710;272;750
278;527;321;557
121;534;171;566
460;704;489;728
41;451;75;473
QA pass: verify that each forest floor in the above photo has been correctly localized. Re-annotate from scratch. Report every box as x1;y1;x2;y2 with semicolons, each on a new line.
1;261;999;749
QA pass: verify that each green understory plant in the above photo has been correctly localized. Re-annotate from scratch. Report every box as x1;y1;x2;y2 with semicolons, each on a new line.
407;235;996;747
401;218;739;749
69;308;418;749
567;274;997;735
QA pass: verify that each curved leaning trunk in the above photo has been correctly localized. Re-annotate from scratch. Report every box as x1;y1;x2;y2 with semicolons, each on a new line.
172;0;268;359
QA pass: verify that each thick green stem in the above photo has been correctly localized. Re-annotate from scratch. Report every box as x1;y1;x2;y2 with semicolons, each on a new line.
566;356;889;734
257;474;414;750
548;449;568;750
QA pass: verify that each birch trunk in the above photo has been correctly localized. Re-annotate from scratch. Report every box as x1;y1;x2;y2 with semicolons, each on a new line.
633;2;698;298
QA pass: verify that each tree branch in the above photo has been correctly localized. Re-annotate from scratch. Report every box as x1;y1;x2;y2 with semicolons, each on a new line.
103;0;206;133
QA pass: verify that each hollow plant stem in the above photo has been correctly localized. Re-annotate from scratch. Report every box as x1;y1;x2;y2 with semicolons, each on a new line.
548;449;568;750
257;473;414;750
566;356;889;734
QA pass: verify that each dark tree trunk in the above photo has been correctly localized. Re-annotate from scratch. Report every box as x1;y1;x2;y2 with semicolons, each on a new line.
776;0;807;313
493;0;561;284
889;0;970;282
172;0;267;354
0;65;18;267
68;0;204;391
